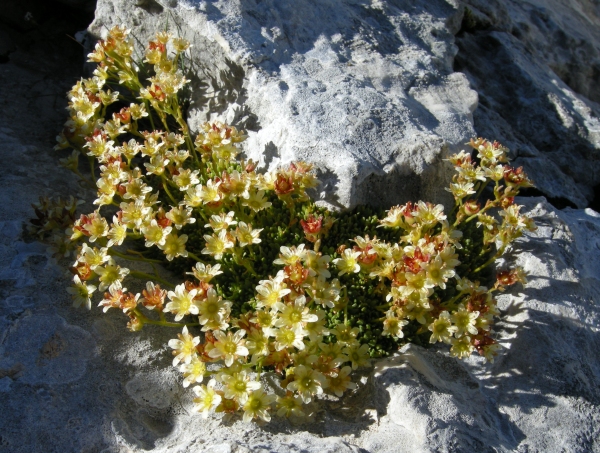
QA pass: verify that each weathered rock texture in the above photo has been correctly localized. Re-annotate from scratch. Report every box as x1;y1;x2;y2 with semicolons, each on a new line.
90;0;479;209
88;0;600;211
456;0;600;209
1;0;600;452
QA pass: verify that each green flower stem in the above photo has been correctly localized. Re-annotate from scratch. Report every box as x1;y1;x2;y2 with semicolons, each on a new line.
88;156;96;181
255;358;264;379
442;290;467;309
187;252;204;263
133;308;198;328
233;249;257;277
130;270;174;289
314;238;321;253
161;176;178;205
108;248;163;264
342;286;349;325
473;249;504;274
143;100;157;131
471;178;490;202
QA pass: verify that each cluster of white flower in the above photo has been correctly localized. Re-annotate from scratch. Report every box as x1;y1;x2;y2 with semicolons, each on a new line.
53;26;536;423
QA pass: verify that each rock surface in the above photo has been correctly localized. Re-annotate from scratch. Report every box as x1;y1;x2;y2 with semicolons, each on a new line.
88;0;600;211
90;0;479;209
0;1;599;452
456;0;600;209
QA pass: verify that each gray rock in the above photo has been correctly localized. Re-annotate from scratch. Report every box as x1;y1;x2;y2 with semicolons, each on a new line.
1;1;600;452
90;0;478;209
456;0;600;208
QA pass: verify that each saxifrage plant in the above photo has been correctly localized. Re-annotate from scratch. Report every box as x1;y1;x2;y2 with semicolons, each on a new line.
36;26;536;423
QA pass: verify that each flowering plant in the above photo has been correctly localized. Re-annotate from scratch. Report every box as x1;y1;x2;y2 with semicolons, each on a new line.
43;26;536;423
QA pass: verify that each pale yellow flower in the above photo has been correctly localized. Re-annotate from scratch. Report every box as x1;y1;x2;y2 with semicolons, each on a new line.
193;379;221;418
382;314;409;339
255;271;290;309
450;305;480;337
158;232;188;261
67;275;96;310
450;336;475;359
168;326;201;366
273;244;306;266
274;296;318;328
235;222;263;247
165;284;199;321
242;388;275;423
208;330;248;367
276;394;305;418
332;249;361;276
120;199;153;229
242;190;272;212
94;259;130;292
428;311;458;344
180;353;206;387
221;370;260;403
420;255;455;289
78;244;109;269
286;365;327;403
83;213;109;242
122;177;152;200
331;323;360;347
246;329;270;360
202;230;234;260
343;343;371;370
204;211;237;232
142;219;172;247
327;366;357;397
166;205;196;230
274;326;307;351
173;168;200;191
188;262;223;283
197;288;232;331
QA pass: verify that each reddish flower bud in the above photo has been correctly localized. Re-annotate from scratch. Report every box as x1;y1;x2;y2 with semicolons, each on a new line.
463;200;481;216
300;215;322;235
274;173;295;195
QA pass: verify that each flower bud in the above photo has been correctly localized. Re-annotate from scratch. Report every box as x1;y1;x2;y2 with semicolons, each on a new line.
463;200;481;216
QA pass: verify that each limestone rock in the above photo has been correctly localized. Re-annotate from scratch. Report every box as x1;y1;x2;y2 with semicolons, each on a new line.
90;0;478;209
1;1;600;452
456;0;600;209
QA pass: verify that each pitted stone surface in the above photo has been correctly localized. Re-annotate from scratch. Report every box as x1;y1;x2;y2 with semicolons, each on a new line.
90;0;478;209
1;1;600;452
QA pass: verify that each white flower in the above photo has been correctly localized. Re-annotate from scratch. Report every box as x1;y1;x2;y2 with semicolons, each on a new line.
332;249;361;276
234;222;263;247
273;244;306;266
142;219;172;247
158;232;188;261
242;389;275;423
188;262;223;283
193;379;221;418
286;365;327;403
165;284;199;321
208;330;248;366
67;275;96;310
168;326;201;366
94;259;130;292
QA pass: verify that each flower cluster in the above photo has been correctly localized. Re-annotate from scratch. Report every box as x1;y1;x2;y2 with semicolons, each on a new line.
331;139;537;361
52;26;536;423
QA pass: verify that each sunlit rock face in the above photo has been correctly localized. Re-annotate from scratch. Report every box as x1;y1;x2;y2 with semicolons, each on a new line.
90;0;478;210
1;1;599;452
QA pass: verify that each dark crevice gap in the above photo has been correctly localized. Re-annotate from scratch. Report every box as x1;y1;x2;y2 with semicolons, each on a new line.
588;183;600;213
518;187;578;210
